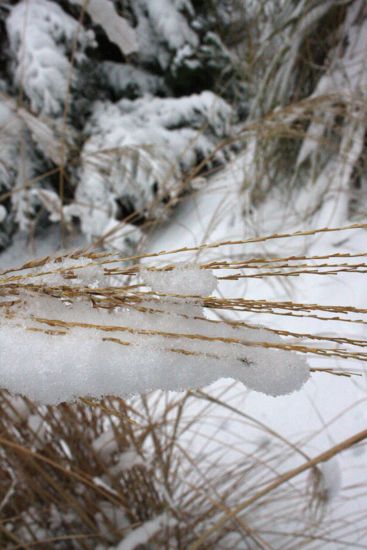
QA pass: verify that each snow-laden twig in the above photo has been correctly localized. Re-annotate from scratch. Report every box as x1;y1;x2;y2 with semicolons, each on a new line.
69;0;138;56
0;255;311;404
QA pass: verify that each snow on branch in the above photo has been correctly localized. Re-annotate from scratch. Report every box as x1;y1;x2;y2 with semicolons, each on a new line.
67;91;232;250
0;254;310;404
69;0;138;56
6;0;95;116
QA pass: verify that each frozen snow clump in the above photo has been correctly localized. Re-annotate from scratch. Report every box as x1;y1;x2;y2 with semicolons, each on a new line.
0;258;309;404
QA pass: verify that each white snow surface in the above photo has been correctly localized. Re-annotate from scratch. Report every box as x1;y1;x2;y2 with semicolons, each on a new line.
0;261;309;404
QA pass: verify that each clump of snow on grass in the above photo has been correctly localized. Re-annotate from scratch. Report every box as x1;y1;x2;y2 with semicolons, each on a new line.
114;512;177;550
0;258;309;404
92;430;145;471
92;430;120;461
23;257;106;288
239;328;310;397
110;450;145;476
143;264;217;295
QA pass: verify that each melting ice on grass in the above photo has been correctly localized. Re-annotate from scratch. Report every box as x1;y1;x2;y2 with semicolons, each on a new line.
0;260;309;404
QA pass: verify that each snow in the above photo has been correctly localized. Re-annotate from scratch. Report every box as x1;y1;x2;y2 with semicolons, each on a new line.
113;513;177;550
142;264;217;296
70;0;138;56
94;501;129;543
0;98;21;191
132;0;198;70
0;257;309;404
101;63;166;98
18;107;63;165
93;431;145;471
318;458;342;501
143;0;198;52
6;0;95;115
0;206;6;224
0;93;66;236
28;414;47;448
110;450;145;475
68;91;232;250
93;430;119;460
2;395;31;423
98;220;143;254
16;256;105;287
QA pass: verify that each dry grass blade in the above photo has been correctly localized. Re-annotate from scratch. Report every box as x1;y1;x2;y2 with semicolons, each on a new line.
1;227;366;382
188;428;367;550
